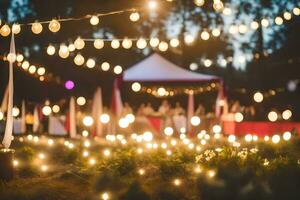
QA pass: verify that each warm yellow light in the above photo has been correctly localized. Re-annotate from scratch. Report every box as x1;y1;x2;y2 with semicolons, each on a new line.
122;38;133;49
213;0;224;12
191;116;201;126
250;21;259;30
275;16;283;25
272;134;280;144
184;34;195;44
194;0;205;6
207;170;216;178
131;82;141;92
16;54;24;62
203;59;212;67
74;37;85;50
253;92;263;103
12;24;21;34
293;7;300;15
38;153;46;160
150;37;160;47
13;159;19;167
222;7;232;15
94;39;104;49
100;114;110;124
47;45;56;55
74;54;85;66
41;165;48;172
173;178;182;186
136;38;147;49
86;58;96;68
212;125;222;134
90;15;100;25
118;118;129;128
238;24;248;34
125;114;135;123
83;116;94;127
82;130;89;137
164;127;174;136
170;38;180;47
103;149;111;157
52;105;60;113
268;111;278;122
283;131;291;141
228;134;236;143
244;134;252;142
158;41;168;51
157;87;167;96
235;112;244;122
76;96;86;106
283;12;292;20
143;131;153;142
130;12;140;22
58;44;69;59
101;62;110;71
0;111;4;120
212;28;221;37
261;19;269;27
49;19;61;33
21;61;30;70
31;22;43;34
148;0;157;10
114;65;123;74
37;67;46;76
68;44;76;52
138;168;145;175
7;53;16;63
282;109;292;120
201;31;210;40
28;65;37;74
0;24;11;37
42;106;52;116
47;139;54;146
89;158;96;165
101;192;109;200
111;39;120;49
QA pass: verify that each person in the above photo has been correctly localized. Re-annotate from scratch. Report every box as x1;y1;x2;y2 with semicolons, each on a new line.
137;104;146;116
144;103;154;116
158;100;170;116
195;104;205;116
173;102;185;116
122;102;133;116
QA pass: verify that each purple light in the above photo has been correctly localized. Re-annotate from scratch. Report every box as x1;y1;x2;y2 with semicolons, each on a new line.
65;80;75;90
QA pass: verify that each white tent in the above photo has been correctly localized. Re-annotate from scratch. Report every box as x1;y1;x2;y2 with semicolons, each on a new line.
122;53;220;83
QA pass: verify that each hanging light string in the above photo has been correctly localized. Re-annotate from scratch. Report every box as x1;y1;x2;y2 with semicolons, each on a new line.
0;54;64;85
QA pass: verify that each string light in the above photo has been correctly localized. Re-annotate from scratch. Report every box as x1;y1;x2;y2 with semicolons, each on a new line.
12;24;21;34
283;12;292;20
132;82;141;92
31;22;43;34
191;116;201;126
235;112;244;122
42;105;52;116
194;0;205;7
253;92;264;103
48;19;61;33
74;37;85;50
101;62;110;71
122;38;133;49
74;54;85;66
94;39;105;49
28;65;37;74
83;116;94;127
170;38;180;47
275;16;283;25
58;44;69;59
272;134;280;144
113;65;123;74
86;58;96;68
201;31;210;40
68;44;76;52
150;37;160;47
129;12;140;22
268;111;278;122
111;39;120;49
47;45;56;55
164;127;174;136
90;15;100;25
37;67;46;76
136;38;147;49
100;114;110;124
282;109;292;120
52;105;60;113
0;24;11;37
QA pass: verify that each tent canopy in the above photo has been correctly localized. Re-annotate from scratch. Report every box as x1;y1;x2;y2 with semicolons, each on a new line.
123;53;220;83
